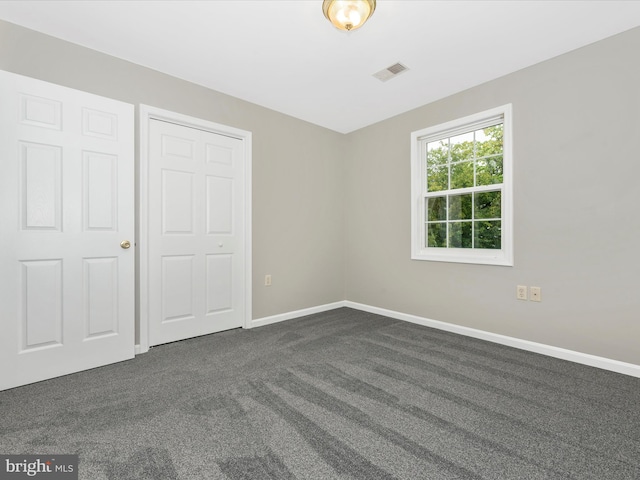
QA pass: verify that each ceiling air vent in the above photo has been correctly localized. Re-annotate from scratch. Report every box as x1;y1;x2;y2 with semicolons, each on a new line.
373;62;409;82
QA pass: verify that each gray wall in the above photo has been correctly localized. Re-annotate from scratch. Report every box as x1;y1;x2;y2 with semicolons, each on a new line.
2;19;638;366
0;20;346;331
344;27;640;365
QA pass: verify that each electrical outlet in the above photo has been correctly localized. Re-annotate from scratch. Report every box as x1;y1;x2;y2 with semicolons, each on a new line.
516;285;527;300
265;274;272;286
530;286;541;302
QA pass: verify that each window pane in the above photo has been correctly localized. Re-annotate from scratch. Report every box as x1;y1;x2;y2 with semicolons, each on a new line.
475;191;501;219
449;193;472;220
427;140;448;166
427;165;448;192
426;196;446;222
449;131;474;163
474;220;501;249
476;155;503;186
475;124;503;157
450;161;473;189
426;223;446;247
449;222;472;248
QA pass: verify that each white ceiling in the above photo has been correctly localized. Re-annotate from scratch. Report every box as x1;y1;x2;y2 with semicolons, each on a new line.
1;1;639;133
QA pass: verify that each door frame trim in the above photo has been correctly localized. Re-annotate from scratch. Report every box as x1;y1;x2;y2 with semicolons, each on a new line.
138;105;252;354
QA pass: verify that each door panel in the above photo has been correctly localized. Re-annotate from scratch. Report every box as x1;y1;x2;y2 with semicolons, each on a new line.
20;259;63;349
206;176;233;233
83;257;119;337
161;255;196;323
162;169;195;234
0;70;135;391
206;254;233;313
21;142;62;230
148;119;245;345
83;151;118;230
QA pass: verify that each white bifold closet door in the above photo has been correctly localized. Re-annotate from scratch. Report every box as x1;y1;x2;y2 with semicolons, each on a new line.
147;119;245;346
0;70;135;391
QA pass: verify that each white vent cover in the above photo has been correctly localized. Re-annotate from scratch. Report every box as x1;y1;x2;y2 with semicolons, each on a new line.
373;62;409;82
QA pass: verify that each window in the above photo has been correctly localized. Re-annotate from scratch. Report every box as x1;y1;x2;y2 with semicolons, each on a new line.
411;105;513;265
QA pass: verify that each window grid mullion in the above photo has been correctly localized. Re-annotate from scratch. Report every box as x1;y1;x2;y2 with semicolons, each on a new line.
447;136;451;248
472;131;477;249
446;194;450;248
471;191;475;249
423;183;503;198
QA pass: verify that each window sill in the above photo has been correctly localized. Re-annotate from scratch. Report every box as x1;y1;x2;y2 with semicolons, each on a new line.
411;249;513;266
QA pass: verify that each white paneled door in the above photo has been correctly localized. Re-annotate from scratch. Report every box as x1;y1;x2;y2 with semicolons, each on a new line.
0;71;135;391
147;118;246;346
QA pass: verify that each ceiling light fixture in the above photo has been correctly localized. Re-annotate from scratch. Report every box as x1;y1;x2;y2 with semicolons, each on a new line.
322;0;376;32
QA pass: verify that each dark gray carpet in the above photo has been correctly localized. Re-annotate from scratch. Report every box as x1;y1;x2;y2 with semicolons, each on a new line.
1;307;639;479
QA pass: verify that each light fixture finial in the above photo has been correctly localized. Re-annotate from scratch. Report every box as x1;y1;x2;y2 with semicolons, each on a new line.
322;0;376;32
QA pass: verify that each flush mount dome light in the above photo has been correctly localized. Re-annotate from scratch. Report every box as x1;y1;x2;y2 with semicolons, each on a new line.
322;0;376;31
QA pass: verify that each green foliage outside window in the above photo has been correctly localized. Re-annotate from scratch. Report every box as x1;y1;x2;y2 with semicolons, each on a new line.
425;124;503;250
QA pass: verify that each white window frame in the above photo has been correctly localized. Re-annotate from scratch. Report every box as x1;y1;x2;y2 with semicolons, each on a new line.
410;104;513;266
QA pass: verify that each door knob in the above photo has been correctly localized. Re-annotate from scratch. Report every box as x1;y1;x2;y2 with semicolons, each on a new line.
120;240;131;249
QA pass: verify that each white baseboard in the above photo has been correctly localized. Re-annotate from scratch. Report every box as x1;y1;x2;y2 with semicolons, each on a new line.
250;301;347;329
175;299;639;378
344;301;640;379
